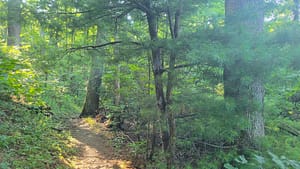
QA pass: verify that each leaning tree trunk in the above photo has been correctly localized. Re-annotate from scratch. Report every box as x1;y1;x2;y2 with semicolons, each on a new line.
7;0;21;47
224;0;265;143
80;25;103;118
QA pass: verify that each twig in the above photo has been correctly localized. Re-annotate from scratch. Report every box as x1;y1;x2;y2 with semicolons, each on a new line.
119;131;135;143
51;127;64;132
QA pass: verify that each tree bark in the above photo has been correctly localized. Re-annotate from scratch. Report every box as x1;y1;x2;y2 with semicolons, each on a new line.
113;32;121;106
143;0;168;162
224;0;265;143
114;65;121;106
80;25;103;118
165;1;182;167
136;1;182;167
7;0;21;47
247;80;265;139
146;14;166;114
294;0;299;21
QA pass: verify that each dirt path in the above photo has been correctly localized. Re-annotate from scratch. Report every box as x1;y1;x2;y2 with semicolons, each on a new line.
67;118;134;169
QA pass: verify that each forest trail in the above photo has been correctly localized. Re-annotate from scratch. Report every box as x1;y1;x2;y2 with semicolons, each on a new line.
66;118;134;169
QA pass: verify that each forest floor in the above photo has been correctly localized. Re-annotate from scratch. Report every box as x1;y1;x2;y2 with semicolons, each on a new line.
66;118;135;169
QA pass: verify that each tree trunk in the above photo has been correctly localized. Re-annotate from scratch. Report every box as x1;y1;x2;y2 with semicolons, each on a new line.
146;10;166;117
166;52;175;169
165;1;182;167
7;0;21;47
146;14;166;114
144;1;168;162
114;66;121;106
247;80;265;139
294;0;299;21
113;32;121;106
141;1;183;167
224;0;265;143
80;25;103;118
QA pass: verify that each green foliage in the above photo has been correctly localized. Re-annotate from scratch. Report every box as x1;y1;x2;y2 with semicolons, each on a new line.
0;46;41;102
2;0;300;168
128;140;147;157
193;149;238;169
0;53;16;99
175;88;245;143
0;101;75;169
224;151;300;169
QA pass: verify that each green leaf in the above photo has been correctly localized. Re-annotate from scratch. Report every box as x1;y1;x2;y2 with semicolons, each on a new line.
0;162;10;169
254;154;265;165
268;151;286;169
235;155;248;164
224;163;238;169
287;160;300;169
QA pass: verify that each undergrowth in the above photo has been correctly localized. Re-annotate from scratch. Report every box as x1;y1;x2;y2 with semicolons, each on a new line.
0;101;76;169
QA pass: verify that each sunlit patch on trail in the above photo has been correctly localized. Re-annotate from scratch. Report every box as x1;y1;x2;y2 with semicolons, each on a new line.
66;118;134;169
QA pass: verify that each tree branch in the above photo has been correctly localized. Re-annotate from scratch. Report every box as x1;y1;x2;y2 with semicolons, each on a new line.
35;10;95;15
177;137;236;149
67;41;141;52
128;0;151;14
278;123;300;136
55;10;95;15
162;62;202;72
196;141;236;149
116;7;135;19
175;113;197;119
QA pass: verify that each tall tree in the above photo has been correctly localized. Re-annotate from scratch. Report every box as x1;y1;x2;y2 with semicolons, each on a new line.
142;0;166;161
224;0;265;143
80;25;103;117
7;0;22;46
129;0;185;167
294;0;299;21
165;0;183;167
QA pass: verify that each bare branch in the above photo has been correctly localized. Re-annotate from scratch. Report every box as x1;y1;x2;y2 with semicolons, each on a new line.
116;7;135;19
67;41;141;52
175;113;197;119
177;137;236;149
34;10;95;15
278;123;300;136
54;10;95;15
163;62;202;72
128;0;151;14
196;141;236;149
